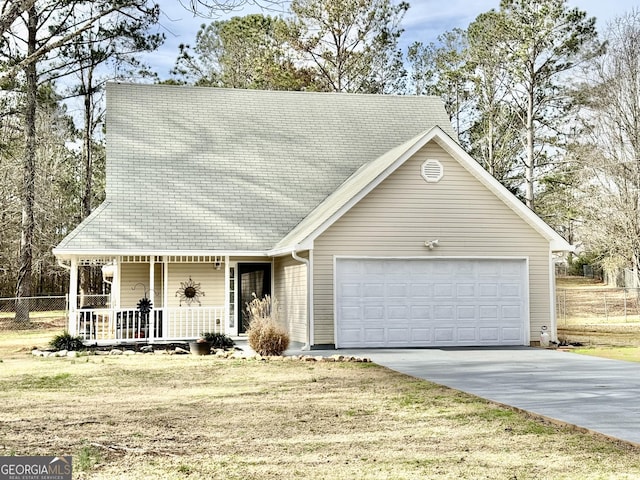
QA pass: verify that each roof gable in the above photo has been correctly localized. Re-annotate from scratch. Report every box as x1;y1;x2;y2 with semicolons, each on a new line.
55;84;456;255
271;127;572;253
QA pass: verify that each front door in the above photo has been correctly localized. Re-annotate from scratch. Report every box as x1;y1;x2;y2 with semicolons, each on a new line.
237;263;272;333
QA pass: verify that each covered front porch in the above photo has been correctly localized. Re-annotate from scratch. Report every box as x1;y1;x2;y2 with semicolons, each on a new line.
62;254;272;345
74;306;225;343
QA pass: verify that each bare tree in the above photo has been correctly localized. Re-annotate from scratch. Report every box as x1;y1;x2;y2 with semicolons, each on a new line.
2;1;161;321
475;0;602;211
179;0;287;17
0;0;35;38
286;0;408;93
575;9;640;280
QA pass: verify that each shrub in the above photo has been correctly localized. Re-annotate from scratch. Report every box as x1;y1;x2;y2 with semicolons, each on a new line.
246;295;289;356
200;332;235;349
49;331;85;351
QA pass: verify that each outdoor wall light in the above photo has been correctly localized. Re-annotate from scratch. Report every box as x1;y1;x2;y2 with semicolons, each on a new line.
425;239;439;250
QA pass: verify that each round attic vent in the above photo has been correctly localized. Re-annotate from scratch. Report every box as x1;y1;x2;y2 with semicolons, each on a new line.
421;159;444;183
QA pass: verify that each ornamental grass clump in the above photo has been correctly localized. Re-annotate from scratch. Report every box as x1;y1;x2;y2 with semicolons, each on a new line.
201;332;235;349
246;294;289;356
49;331;85;351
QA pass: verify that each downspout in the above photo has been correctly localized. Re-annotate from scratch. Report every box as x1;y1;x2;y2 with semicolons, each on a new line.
549;250;558;344
292;247;312;351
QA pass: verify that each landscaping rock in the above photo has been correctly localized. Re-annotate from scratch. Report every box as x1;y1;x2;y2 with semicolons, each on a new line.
123;350;136;355
66;351;79;358
231;351;252;360
55;350;68;357
174;347;189;354
109;349;123;355
140;345;153;353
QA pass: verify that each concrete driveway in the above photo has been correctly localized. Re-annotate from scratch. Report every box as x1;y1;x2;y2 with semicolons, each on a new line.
301;346;640;445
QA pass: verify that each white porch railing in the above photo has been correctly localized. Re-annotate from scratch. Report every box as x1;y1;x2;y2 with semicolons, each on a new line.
72;306;226;343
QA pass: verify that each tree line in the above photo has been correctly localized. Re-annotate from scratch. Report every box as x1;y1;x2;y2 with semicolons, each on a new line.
1;0;639;313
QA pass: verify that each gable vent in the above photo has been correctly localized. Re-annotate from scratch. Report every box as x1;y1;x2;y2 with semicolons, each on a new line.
421;159;444;183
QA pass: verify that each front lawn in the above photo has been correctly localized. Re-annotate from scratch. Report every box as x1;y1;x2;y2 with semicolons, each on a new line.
572;346;640;363
1;346;640;479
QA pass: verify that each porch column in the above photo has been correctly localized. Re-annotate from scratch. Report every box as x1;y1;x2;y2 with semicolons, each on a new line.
69;257;78;335
163;258;169;338
224;255;230;335
149;257;155;342
112;260;120;309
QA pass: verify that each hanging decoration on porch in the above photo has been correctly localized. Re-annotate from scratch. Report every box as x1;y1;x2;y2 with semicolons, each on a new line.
133;283;153;314
137;296;152;314
176;277;205;306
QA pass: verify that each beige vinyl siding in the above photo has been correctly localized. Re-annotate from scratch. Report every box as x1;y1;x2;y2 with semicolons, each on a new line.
313;140;551;345
274;255;308;344
120;262;224;309
166;263;225;308
120;263;155;308
154;264;164;308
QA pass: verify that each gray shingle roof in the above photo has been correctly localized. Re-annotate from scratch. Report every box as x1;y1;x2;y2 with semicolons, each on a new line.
55;83;456;255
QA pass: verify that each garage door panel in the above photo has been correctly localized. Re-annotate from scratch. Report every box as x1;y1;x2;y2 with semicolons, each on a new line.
501;305;521;319
364;283;384;297
501;283;521;297
457;328;477;342
434;327;455;342
363;306;384;320
364;329;385;343
388;305;408;319
410;283;432;297
502;327;523;341
457;284;475;297
434;305;455;319
336;258;528;348
339;306;362;320
410;305;431;319
479;284;499;297
434;284;454;297
411;328;431;342
339;328;362;343
479;327;499;342
387;283;408;297
457;306;476;319
388;328;409;342
479;305;498;319
340;283;361;299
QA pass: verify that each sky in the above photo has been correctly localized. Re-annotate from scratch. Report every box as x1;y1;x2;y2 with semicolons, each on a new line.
141;0;639;80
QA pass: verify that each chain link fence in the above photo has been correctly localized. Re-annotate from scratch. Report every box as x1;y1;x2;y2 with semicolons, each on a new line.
0;296;68;330
0;294;113;331
556;287;640;325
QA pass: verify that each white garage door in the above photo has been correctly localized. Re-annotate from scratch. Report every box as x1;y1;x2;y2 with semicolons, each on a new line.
335;258;528;348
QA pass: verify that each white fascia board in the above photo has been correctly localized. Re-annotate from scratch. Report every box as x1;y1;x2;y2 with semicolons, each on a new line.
268;241;314;257
52;248;270;260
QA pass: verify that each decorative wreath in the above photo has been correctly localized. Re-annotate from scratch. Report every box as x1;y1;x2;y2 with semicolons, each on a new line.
176;277;205;306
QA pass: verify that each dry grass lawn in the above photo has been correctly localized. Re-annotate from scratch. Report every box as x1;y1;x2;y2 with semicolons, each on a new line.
572;346;640;363
2;332;640;479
